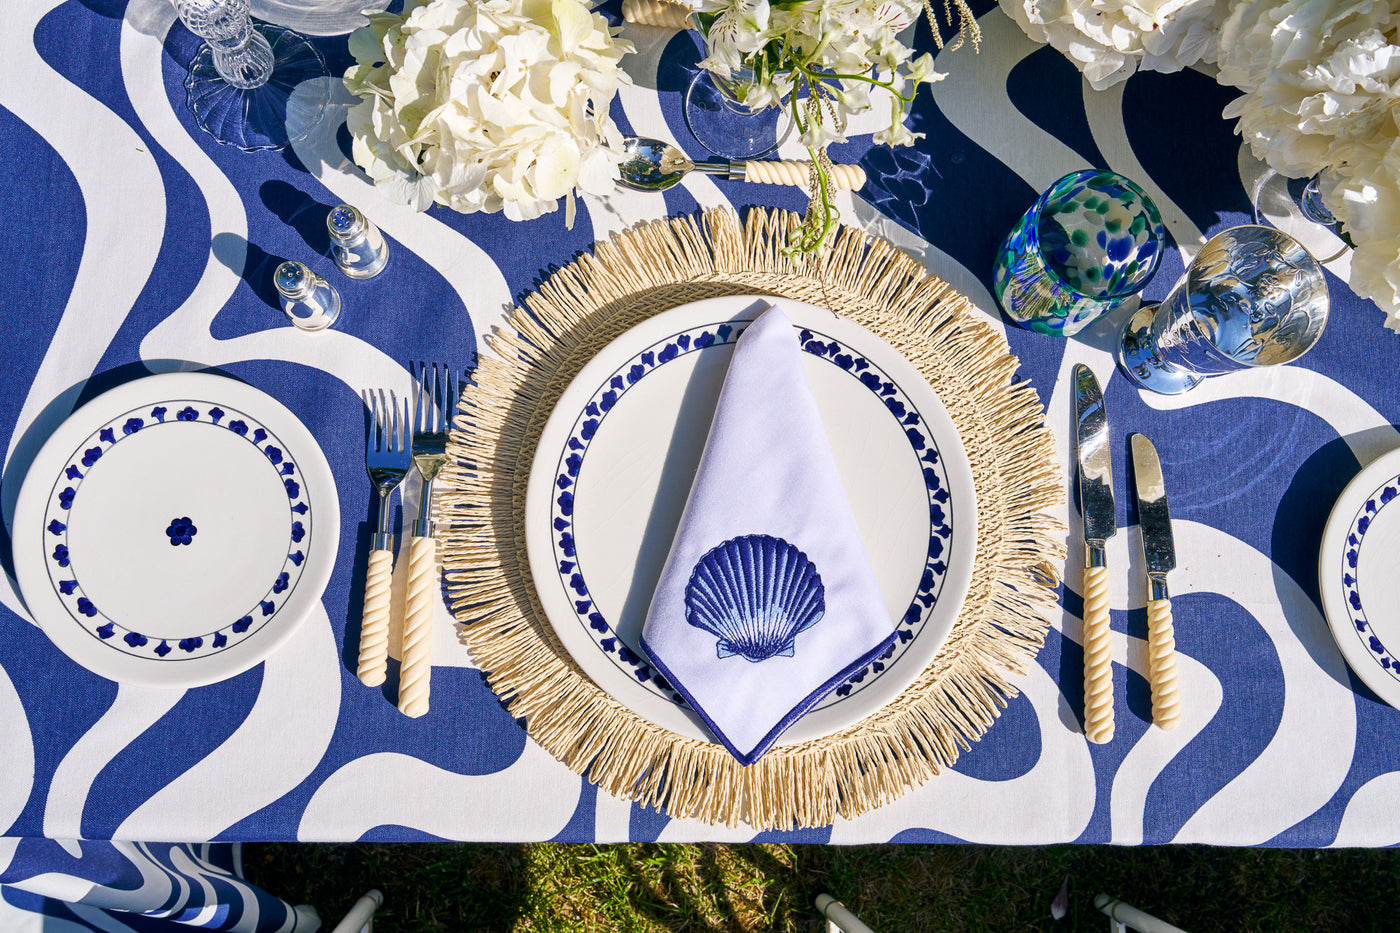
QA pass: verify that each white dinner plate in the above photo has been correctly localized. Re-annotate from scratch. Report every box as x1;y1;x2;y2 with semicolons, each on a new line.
1320;446;1400;708
13;372;339;687
524;296;977;744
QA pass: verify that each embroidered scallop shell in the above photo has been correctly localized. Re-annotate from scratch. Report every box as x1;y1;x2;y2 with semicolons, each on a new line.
683;534;826;662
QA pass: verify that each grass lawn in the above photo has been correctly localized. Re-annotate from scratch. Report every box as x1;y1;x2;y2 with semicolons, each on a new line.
247;842;1400;931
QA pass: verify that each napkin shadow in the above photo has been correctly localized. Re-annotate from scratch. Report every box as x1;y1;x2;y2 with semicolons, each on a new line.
608;304;766;666
0;362;247;600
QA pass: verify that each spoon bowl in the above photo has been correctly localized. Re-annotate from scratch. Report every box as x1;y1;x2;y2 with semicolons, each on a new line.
618;136;700;191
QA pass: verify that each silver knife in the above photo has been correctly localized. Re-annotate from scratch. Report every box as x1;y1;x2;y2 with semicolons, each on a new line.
1073;364;1115;744
1131;433;1181;730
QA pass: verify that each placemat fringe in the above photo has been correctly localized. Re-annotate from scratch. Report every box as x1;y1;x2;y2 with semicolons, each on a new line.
438;207;1066;829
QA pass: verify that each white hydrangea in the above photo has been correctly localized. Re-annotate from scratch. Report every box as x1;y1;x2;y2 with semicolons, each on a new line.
343;0;633;223
1216;0;1400;178
997;0;1227;90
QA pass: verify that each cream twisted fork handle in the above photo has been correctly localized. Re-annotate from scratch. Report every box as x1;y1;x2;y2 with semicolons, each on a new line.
397;362;460;718
1147;595;1181;729
622;0;693;28
358;390;410;688
1082;563;1114;744
398;536;436;717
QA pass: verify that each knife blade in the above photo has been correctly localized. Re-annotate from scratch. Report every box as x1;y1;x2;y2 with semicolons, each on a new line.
1073;364;1115;744
1131;433;1181;730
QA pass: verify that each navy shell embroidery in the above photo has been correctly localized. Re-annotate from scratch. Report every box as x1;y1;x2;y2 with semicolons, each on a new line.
684;534;826;662
550;322;954;701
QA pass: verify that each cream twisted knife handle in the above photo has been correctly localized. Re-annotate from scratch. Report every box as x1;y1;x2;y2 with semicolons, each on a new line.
621;0;692;27
744;161;867;189
1147;597;1181;730
1082;563;1115;744
397;535;436;717
357;548;394;686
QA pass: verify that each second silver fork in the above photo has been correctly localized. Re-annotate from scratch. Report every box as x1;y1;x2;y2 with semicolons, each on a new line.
359;389;410;688
397;362;460;718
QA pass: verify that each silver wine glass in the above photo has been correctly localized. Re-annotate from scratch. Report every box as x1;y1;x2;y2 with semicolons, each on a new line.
173;0;329;151
1117;225;1329;395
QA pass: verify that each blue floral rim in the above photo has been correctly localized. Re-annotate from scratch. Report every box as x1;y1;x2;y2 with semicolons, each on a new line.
1341;472;1400;680
42;400;312;661
547;320;956;707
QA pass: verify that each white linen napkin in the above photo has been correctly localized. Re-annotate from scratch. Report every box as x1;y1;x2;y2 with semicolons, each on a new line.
639;303;898;765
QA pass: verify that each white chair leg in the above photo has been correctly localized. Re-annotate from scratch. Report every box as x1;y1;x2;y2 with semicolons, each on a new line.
1095;894;1188;933
329;889;384;933
816;893;876;933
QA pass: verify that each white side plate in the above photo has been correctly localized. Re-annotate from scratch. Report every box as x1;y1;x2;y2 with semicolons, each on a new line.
1320;446;1400;708
13;372;339;687
524;296;978;744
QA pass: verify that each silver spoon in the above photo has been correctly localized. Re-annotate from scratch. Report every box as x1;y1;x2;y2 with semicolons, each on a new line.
618;135;866;192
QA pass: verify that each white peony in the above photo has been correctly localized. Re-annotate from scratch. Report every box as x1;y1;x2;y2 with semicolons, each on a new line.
1217;0;1400;178
997;0;1228;90
1319;119;1400;319
343;0;633;223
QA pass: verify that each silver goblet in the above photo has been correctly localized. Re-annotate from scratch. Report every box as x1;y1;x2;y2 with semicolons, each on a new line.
1117;225;1329;395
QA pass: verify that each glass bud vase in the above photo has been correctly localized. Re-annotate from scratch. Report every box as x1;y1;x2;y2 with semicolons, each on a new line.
683;35;793;160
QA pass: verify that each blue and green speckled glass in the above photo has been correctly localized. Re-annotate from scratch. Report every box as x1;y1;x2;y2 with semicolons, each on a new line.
993;170;1166;337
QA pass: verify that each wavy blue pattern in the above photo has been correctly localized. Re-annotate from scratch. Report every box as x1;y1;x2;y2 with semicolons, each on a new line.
3;0;1400;921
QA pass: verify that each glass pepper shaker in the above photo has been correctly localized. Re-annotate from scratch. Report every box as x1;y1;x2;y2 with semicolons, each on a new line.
326;204;390;279
274;260;341;331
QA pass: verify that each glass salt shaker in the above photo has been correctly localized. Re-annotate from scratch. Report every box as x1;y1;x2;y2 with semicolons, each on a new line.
274;260;341;331
326;204;390;279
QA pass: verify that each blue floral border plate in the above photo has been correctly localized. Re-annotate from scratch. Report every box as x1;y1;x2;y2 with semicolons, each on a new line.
12;372;339;687
524;297;978;745
1320;446;1400;709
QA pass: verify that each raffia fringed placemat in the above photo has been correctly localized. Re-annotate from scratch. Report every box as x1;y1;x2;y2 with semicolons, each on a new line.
437;207;1067;829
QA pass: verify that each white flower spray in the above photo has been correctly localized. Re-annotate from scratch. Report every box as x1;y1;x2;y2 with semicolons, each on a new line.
691;0;978;253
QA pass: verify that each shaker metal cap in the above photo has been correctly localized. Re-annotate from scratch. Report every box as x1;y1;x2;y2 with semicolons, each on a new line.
327;204;365;242
274;260;314;299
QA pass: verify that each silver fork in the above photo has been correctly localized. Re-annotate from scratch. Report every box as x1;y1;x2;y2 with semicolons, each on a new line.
357;389;410;688
397;362;460;717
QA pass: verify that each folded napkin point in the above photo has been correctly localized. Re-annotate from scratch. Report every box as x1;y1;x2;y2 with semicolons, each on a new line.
639;303;898;764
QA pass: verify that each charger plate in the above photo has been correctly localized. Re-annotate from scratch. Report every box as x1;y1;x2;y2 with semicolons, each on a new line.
439;208;1066;829
524;296;977;744
1319;447;1400;708
12;371;338;687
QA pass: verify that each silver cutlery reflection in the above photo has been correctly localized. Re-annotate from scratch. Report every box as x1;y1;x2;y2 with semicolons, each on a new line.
397;362;461;718
1073;364;1115;744
618;135;866;192
1131;433;1181;730
359;389;410;688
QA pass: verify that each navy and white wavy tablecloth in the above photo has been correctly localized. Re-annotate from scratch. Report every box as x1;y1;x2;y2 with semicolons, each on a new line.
4;0;1400;924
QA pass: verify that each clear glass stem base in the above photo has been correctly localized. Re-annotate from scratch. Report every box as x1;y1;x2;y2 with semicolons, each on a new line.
184;25;329;152
1116;303;1205;395
683;70;792;160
